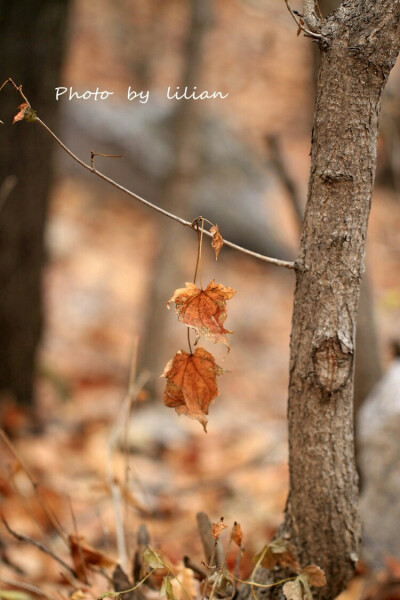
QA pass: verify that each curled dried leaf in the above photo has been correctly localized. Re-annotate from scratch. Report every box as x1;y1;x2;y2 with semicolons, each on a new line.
301;565;326;587
211;518;227;540
257;539;300;572
231;522;243;547
162;347;225;432
167;280;236;348
210;224;224;260
69;534;116;580
13;103;36;124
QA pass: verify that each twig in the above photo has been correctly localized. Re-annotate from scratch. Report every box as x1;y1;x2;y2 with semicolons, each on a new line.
0;430;68;543
284;0;323;40
183;556;207;580
0;575;59;600
90;151;122;171
2;518;77;579
0;78;295;271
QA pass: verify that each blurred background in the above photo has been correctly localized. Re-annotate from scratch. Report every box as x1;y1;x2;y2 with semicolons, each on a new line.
1;1;400;598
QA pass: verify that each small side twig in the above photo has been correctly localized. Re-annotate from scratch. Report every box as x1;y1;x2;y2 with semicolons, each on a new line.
284;0;323;40
2;518;77;579
0;78;295;271
0;429;68;543
90;151;122;171
183;556;207;580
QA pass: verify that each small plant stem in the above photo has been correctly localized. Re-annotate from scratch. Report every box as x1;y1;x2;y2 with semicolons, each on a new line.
98;568;157;599
226;570;297;589
187;328;193;354
192;217;204;287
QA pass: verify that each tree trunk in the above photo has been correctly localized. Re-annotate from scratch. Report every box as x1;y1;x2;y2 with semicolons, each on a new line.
0;0;70;406
241;3;400;599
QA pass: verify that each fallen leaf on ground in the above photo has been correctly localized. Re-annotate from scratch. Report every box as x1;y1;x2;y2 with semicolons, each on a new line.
69;534;116;580
210;225;223;260
167;280;236;348
162;347;225;432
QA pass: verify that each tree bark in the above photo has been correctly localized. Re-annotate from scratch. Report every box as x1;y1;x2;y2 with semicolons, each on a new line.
240;2;400;599
0;0;70;406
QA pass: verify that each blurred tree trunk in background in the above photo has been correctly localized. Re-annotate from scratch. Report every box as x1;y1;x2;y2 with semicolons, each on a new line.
0;0;70;406
137;0;212;395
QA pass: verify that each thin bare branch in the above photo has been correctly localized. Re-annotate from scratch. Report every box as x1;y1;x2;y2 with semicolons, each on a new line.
0;575;59;600
1;78;295;271
2;518;77;579
0;430;67;543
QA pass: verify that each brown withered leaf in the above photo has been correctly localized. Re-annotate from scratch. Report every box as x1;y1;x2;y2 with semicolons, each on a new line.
211;519;227;539
301;565;326;587
13;103;36;124
69;534;116;580
13;103;28;123
162;347;225;432
231;522;243;547
167;280;236;348
257;539;300;571
210;225;223;260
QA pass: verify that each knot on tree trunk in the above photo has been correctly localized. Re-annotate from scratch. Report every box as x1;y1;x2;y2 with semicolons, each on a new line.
313;336;353;395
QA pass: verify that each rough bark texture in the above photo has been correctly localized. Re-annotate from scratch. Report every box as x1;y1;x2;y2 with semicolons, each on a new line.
0;0;70;405
240;2;400;600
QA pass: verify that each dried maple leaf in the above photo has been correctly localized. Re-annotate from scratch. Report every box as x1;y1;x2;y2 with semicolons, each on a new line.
257;539;300;572
210;224;223;260
231;521;243;547
69;534;116;581
162;347;225;432
211;518;227;539
167;280;236;348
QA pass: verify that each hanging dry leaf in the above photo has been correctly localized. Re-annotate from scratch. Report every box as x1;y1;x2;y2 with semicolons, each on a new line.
167;280;236;348
13;103;36;124
210;225;223;260
231;522;243;547
211;519;227;539
162;347;225;432
69;534;116;580
257;539;300;571
301;565;326;587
